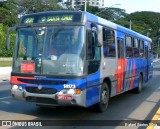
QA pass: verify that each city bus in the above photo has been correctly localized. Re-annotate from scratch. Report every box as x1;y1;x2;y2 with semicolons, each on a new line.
6;10;153;112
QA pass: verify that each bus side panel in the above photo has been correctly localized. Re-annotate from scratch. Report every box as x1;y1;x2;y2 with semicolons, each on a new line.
115;58;127;93
115;58;145;93
86;70;100;107
115;58;136;92
102;58;118;96
125;58;145;91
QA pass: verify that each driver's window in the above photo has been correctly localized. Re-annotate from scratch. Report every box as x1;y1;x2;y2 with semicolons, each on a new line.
87;29;101;74
87;30;100;60
17;34;35;60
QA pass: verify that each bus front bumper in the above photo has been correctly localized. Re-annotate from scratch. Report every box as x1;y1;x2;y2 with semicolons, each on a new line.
11;85;86;107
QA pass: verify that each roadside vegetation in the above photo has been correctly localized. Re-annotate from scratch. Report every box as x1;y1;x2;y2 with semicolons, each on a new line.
0;61;12;67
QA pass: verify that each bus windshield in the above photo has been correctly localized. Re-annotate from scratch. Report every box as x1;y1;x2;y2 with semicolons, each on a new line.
13;25;85;76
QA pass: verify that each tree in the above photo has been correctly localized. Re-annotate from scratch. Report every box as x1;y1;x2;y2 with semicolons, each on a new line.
80;6;127;22
80;5;101;15
0;23;15;57
0;0;18;26
58;0;72;9
124;12;160;38
16;0;63;14
97;7;127;22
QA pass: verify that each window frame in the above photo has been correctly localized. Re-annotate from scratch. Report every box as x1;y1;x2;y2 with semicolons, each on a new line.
133;38;140;58
103;27;116;58
139;40;144;58
125;35;133;58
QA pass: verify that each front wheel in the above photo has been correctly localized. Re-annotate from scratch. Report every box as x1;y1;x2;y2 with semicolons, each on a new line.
95;83;110;113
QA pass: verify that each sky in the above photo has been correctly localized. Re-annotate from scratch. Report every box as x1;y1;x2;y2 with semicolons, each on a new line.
104;0;160;14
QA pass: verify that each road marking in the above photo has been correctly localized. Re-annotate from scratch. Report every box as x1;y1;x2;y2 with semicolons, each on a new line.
1;101;10;104
146;107;160;129
0;96;11;100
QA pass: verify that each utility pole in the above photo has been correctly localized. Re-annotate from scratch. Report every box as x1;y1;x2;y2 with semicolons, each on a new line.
84;0;87;11
157;38;160;58
129;20;132;30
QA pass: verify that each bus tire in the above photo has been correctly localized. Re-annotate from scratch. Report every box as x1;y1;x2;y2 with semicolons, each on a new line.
95;82;110;113
134;74;143;93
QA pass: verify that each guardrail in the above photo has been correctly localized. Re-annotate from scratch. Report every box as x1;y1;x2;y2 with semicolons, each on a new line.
0;58;12;61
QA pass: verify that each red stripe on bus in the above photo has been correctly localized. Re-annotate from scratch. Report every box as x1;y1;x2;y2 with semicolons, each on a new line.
10;76;34;84
115;59;128;93
129;61;136;89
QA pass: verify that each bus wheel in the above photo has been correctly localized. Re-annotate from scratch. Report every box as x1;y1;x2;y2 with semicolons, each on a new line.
95;83;110;113
134;74;143;93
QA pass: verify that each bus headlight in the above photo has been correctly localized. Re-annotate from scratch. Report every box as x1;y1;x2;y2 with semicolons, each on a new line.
67;89;75;95
59;89;81;95
12;85;18;90
11;85;23;91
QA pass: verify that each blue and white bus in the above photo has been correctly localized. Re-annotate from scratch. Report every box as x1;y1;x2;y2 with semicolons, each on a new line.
7;10;153;112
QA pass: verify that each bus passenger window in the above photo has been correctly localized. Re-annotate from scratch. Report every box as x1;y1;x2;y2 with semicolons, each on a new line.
103;28;116;57
133;38;139;58
126;36;133;57
139;40;144;58
117;39;124;58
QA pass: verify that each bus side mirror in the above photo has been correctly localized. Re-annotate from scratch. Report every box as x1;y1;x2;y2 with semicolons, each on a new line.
6;26;16;50
97;25;103;47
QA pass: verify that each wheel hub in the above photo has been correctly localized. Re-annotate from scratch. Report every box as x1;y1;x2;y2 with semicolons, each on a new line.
101;90;108;104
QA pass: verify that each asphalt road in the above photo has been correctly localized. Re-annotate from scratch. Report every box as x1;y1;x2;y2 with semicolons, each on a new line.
0;63;160;129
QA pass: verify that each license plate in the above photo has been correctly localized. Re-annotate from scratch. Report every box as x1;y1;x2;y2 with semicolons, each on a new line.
58;95;72;100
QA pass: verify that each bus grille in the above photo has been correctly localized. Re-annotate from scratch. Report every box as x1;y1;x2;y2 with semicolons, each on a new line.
26;97;57;104
26;87;57;94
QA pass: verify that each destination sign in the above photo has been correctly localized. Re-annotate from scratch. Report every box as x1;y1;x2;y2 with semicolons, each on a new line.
39;15;73;23
21;12;82;24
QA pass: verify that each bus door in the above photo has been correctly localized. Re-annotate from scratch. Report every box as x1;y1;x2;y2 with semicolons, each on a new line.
145;45;149;80
86;28;101;107
116;37;126;93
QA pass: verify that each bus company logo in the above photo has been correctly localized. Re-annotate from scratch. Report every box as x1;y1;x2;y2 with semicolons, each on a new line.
38;86;43;90
34;76;46;79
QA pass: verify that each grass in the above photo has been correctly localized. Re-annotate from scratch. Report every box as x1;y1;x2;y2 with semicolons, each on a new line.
0;61;12;67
